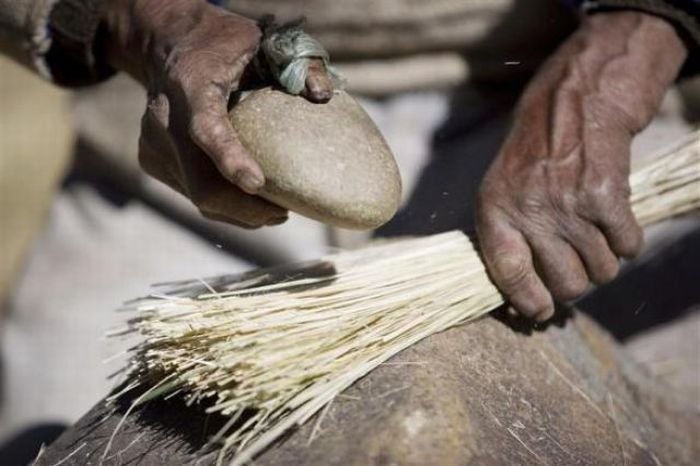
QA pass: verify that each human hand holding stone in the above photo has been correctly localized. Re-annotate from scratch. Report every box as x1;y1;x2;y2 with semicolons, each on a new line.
101;0;334;227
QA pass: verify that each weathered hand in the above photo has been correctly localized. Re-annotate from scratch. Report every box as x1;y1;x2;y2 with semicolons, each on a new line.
476;12;687;320
101;0;333;227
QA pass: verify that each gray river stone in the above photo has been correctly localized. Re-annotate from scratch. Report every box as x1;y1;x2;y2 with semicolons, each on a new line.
229;88;402;230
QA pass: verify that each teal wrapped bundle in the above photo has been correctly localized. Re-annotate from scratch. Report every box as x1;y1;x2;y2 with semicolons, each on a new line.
260;19;345;95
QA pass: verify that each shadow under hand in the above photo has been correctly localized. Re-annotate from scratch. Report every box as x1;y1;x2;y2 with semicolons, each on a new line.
490;303;575;335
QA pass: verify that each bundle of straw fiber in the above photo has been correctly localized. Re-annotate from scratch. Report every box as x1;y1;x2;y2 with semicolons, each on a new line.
109;131;699;465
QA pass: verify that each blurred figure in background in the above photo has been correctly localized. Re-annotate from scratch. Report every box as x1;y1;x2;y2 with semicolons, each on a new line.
0;0;698;462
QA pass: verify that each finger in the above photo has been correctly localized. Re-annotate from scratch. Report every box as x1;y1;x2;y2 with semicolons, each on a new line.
303;58;333;103
189;86;265;195
477;209;554;321
179;135;288;227
139;138;187;197
143;93;287;227
194;172;288;227
582;132;643;258
596;202;644;259
564;222;620;285
139;95;188;195
528;235;589;303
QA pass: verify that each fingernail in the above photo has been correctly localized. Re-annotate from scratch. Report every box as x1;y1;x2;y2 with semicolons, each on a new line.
311;87;332;103
305;75;333;103
237;171;264;194
266;216;288;226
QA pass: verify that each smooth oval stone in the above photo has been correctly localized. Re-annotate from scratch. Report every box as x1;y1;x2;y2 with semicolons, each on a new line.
229;88;402;230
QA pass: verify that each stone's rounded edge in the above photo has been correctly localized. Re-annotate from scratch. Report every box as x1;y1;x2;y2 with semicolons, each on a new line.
229;87;402;230
263;180;400;230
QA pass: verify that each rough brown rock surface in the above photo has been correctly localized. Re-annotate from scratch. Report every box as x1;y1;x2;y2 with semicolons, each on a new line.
230;88;402;230
37;311;699;465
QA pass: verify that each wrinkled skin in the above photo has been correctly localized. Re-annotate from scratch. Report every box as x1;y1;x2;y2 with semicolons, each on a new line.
100;0;333;227
99;2;689;317
476;12;688;321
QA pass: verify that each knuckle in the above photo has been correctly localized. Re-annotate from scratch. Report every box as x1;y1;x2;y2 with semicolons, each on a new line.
591;258;619;284
238;21;262;47
584;181;626;211
491;256;531;291
165;50;196;87
218;155;247;179
596;209;644;258
514;198;561;232
606;99;651;133
600;259;620;283
551;190;577;215
614;228;644;258
603;209;643;256
514;194;544;215
189;113;217;146
552;274;588;302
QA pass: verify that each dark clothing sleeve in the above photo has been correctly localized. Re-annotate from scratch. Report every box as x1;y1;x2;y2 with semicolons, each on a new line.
0;0;113;86
566;0;700;75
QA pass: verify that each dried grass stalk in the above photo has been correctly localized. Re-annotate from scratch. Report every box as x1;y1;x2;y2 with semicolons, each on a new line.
110;131;699;465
